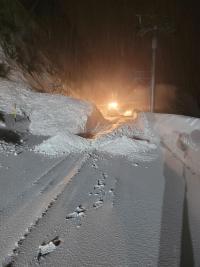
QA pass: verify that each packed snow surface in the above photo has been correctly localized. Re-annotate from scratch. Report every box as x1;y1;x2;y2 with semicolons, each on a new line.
1;78;200;266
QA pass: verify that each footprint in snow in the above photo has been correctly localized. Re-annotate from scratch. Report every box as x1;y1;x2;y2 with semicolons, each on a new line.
93;199;103;208
66;205;86;220
133;163;139;167
102;172;108;179
94;179;105;190
37;236;61;261
92;163;98;169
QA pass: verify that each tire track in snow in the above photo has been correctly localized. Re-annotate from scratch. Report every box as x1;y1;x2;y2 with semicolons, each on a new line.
0;153;89;264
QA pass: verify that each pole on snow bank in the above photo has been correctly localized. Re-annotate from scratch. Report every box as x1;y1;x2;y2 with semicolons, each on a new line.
136;15;174;112
150;27;157;112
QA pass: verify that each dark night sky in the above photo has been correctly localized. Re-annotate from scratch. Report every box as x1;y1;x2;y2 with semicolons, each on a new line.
20;0;200;110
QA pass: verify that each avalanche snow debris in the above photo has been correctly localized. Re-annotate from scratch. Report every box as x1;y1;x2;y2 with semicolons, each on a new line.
34;131;90;156
0;80;158;161
0;80;105;136
34;112;159;161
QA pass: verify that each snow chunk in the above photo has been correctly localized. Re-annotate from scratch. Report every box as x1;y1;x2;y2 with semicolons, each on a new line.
0;121;6;128
38;242;56;256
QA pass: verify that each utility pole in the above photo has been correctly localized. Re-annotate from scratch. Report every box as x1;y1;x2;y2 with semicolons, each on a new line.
136;15;174;113
150;26;158;112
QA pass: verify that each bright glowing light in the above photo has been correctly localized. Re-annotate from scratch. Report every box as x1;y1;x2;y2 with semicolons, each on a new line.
108;101;119;110
123;110;133;117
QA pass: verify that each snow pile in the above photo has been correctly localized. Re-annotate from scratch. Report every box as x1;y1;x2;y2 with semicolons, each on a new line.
0;80;105;136
98;113;158;143
35;113;159;161
0;81;158;161
97;136;158;161
34;131;89;156
94;113;159;161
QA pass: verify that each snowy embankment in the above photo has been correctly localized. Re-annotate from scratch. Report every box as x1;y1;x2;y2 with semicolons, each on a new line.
150;114;200;175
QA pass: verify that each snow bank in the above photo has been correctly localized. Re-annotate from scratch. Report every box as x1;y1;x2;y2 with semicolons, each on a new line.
0;80;104;136
152;114;200;174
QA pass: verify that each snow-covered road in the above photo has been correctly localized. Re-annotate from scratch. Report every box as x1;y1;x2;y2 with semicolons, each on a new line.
1;83;200;266
0;143;198;267
7;150;165;266
0;151;87;263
